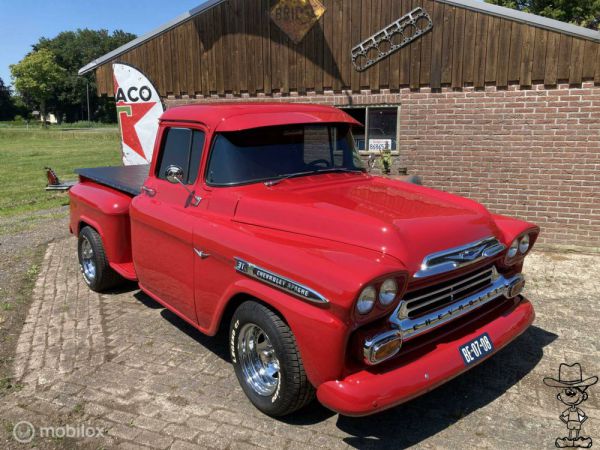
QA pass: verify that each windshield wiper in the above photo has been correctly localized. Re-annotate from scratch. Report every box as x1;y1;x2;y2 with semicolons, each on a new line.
264;168;364;186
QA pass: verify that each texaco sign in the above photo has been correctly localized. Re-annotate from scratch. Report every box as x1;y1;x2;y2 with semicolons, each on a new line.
112;63;164;166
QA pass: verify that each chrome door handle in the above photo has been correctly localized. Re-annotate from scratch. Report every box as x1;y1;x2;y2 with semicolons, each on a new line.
141;186;156;197
194;248;211;259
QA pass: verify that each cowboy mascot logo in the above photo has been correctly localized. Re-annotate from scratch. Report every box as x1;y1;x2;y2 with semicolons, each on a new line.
544;363;598;448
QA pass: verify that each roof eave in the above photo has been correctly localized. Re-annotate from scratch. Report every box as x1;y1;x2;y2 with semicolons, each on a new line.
79;0;599;77
78;0;227;75
437;0;600;42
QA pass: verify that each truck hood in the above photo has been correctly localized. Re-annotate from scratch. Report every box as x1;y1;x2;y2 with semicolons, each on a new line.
233;174;500;275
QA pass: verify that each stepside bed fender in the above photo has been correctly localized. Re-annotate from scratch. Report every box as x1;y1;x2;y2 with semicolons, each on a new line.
69;181;133;265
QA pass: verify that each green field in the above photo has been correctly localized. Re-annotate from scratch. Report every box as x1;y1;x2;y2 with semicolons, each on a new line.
0;128;122;217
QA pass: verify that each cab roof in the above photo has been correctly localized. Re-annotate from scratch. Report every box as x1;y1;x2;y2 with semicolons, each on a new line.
160;103;362;132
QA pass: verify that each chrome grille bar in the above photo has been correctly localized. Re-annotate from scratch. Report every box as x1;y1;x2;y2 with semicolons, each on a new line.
389;271;525;342
405;273;493;315
403;266;495;318
404;267;494;308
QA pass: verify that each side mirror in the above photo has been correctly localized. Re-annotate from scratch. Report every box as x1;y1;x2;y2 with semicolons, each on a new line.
165;165;185;184
163;164;202;207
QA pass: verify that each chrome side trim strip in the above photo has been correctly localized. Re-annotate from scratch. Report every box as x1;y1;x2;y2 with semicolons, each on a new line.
414;236;506;279
234;258;329;305
390;273;524;342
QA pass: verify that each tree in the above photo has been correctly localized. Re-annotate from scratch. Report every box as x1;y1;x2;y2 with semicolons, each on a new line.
0;77;15;121
33;29;136;123
486;0;600;30
11;49;66;125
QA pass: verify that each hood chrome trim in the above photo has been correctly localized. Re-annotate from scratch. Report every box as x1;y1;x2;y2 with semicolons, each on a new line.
414;236;506;278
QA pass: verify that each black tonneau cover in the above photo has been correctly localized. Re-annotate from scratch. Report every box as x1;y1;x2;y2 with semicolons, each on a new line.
75;165;150;196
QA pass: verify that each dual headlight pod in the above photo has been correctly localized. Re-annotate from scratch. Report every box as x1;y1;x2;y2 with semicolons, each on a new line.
506;233;532;262
356;278;399;315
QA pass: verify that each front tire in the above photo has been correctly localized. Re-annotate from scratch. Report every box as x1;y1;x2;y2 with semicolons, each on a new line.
77;226;122;292
229;301;315;417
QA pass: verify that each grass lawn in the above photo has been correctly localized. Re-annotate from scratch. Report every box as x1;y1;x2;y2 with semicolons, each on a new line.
0;128;122;217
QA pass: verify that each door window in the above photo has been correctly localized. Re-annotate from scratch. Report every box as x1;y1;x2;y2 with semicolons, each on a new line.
156;128;206;184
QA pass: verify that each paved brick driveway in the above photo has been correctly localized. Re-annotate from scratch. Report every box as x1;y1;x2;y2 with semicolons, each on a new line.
0;238;599;449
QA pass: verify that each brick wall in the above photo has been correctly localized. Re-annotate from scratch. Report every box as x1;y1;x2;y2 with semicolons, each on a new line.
398;83;600;248
166;82;600;248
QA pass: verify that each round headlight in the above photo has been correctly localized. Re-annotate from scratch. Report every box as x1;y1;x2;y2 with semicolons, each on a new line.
379;279;398;306
519;234;530;254
507;239;519;259
356;286;376;315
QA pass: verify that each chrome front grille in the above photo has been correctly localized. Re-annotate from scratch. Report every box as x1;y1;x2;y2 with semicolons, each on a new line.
388;267;524;342
401;266;495;319
369;268;525;364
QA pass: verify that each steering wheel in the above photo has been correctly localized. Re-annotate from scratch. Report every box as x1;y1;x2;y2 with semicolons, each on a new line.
307;159;331;169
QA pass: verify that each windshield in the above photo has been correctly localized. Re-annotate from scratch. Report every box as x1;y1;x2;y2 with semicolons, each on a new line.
206;124;365;186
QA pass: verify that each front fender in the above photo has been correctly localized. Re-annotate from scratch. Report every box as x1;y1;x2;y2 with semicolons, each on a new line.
216;278;349;387
492;214;540;246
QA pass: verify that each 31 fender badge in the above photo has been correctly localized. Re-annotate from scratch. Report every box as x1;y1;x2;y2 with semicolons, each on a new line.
234;258;328;305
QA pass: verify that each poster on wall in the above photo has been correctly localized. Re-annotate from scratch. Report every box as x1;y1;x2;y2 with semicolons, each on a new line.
368;139;393;151
112;63;164;166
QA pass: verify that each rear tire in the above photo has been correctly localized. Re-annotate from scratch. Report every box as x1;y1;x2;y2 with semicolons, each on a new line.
78;226;122;292
229;301;315;417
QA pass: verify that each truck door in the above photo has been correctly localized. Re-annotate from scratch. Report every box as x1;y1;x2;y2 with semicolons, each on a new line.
130;126;206;323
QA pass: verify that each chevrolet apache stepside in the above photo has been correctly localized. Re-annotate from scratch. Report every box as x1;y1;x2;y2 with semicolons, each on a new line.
69;103;539;417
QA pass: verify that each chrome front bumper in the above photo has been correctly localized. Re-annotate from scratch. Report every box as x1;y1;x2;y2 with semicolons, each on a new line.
363;272;525;365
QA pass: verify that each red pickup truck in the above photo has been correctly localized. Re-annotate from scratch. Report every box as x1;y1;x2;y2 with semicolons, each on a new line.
70;103;538;417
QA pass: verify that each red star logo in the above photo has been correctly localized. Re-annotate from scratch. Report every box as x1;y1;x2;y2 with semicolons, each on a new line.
114;76;157;161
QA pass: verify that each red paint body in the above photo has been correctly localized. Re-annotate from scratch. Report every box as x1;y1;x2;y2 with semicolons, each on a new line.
69;103;538;415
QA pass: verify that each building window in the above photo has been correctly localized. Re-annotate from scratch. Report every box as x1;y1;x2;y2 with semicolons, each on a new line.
342;106;399;154
367;107;397;152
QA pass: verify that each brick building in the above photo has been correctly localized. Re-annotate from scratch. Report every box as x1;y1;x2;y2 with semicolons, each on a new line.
80;0;600;248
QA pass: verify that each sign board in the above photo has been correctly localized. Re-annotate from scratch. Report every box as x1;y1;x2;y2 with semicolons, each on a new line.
368;139;393;151
113;63;164;165
270;0;326;44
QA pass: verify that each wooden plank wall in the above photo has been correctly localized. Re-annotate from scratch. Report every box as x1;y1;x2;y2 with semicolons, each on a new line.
94;0;600;96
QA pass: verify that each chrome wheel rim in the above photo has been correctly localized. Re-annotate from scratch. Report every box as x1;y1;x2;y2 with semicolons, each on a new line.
80;237;96;284
238;323;280;396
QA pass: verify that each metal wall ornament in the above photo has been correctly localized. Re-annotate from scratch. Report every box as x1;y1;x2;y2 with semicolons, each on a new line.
270;0;327;44
351;7;434;72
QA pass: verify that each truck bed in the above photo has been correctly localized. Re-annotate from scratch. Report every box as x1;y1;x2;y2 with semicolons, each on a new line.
75;165;149;196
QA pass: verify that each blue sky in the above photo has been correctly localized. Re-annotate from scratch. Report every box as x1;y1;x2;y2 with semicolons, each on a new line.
0;0;203;87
